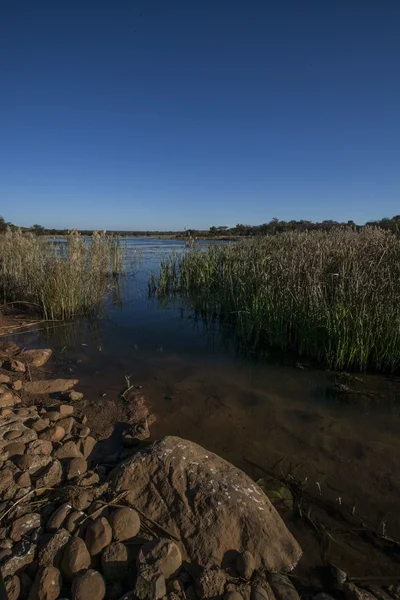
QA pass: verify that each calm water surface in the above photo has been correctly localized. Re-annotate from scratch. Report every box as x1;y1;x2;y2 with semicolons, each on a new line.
13;238;400;573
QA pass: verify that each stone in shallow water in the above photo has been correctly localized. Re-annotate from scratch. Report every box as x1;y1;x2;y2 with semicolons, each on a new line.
109;435;302;571
23;379;79;395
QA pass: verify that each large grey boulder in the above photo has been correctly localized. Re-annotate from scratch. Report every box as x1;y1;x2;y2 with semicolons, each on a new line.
109;436;301;572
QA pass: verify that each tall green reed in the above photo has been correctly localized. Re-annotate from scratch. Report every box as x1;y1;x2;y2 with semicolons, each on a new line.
0;229;125;320
150;228;400;372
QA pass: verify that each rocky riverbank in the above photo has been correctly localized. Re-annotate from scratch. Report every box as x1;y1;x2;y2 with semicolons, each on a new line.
0;341;398;600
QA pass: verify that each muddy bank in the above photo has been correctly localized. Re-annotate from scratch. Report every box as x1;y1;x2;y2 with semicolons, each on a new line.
0;342;400;599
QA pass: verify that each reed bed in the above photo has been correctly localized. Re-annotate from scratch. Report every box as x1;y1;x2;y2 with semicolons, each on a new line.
150;228;400;372
0;230;124;320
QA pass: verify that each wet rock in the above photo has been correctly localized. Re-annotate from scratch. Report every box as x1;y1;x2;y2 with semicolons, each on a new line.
66;457;88;480
17;349;52;367
64;390;83;402
101;541;129;581
109;436;302;571
138;538;182;579
5;574;20;600
344;583;377;600
39;426;65;443
196;566;227;599
38;528;70;567
0;392;20;408
35;459;62;488
54;441;82;460
135;570;166;600
79;435;96;458
1;540;37;578
15;470;31;488
251;586;275;600
8;360;26;373
29;566;62;600
65;510;86;534
29;439;53;456
268;574;300;600
71;569;106;600
47;503;72;532
109;507;141;542
85;516;113;556
23;379;79;394
236;550;255;580
10;513;41;542
61;537;91;582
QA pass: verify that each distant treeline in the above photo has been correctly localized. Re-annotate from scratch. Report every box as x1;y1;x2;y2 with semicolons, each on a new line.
2;214;400;237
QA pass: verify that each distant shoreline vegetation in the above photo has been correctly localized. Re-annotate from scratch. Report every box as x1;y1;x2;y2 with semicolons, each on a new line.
2;214;400;238
150;227;400;373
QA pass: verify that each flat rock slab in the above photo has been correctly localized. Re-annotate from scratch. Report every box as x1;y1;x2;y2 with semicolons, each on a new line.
109;436;302;572
23;379;79;394
16;349;52;367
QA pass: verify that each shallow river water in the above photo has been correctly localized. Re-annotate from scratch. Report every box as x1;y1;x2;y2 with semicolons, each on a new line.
10;238;400;576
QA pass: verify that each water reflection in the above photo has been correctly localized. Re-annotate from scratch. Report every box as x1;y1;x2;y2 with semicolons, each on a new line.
8;237;400;565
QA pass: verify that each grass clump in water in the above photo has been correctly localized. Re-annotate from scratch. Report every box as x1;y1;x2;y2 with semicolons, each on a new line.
0;229;124;320
150;228;400;372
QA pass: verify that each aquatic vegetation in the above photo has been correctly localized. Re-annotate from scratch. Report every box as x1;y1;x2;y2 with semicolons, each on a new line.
150;228;400;372
0;229;125;319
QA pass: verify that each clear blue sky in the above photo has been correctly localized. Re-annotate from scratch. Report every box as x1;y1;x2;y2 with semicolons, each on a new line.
1;1;399;231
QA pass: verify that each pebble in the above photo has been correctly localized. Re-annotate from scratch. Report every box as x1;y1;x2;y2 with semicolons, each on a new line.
15;471;31;488
57;417;74;434
78;426;91;439
109;507;141;542
47;503;72;532
65;391;83;402
9;360;26;373
138;538;182;579
61;537;91;582
66;457;88;480
29;439;53;456
251;587;274;600
31;418;51;433
14;454;34;470
12;380;22;391
0;392;20;408
35;459;62;488
1;540;37;578
30;565;62;600
101;541;129;581
5;442;26;456
10;513;41;542
59;404;74;416
65;510;86;534
236;550;255;580
5;574;20;600
0;374;11;383
268;574;300;600
39;426;65;443
79;436;96;458
71;569;106;600
38;528;70;568
54;441;83;460
225;593;244;600
85;517;113;556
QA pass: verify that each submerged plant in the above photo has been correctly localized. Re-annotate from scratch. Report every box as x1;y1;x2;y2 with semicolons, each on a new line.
150;228;400;372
